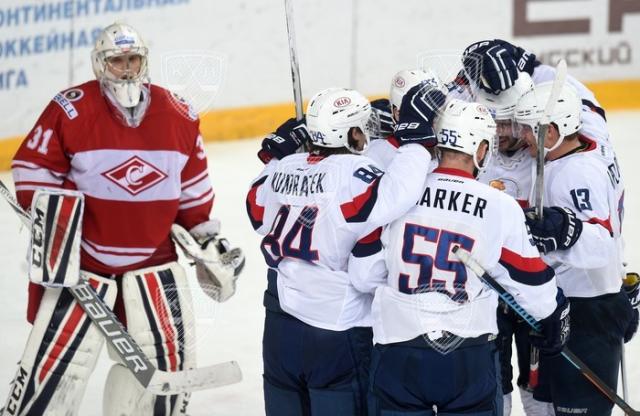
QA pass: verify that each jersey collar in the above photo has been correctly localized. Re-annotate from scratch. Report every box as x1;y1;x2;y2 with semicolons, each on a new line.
433;167;475;179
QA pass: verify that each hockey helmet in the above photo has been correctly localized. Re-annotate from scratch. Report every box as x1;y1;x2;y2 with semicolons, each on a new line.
514;81;582;152
92;23;149;108
306;88;373;154
435;99;497;172
390;68;443;112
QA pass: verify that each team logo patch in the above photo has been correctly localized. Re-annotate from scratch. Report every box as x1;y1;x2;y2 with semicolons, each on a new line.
63;88;84;101
394;76;405;88
489;180;506;191
333;97;351;108
102;156;168;195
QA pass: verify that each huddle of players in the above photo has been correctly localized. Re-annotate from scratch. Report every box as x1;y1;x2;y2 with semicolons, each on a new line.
248;39;639;416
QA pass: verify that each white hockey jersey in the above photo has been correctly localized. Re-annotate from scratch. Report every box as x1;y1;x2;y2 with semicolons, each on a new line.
247;144;432;331
372;167;558;344
477;146;534;208
366;135;438;173
541;136;625;298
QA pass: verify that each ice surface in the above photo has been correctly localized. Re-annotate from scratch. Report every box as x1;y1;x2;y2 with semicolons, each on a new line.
1;111;638;415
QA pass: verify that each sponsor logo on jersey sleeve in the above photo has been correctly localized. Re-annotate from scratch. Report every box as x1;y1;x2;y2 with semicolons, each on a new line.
53;93;78;120
102;156;168;195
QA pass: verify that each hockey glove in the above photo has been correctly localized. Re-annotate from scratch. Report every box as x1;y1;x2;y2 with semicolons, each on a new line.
524;207;583;254
369;98;395;140
624;272;639;343
258;117;311;164
394;84;446;148
462;39;538;94
530;289;570;356
171;220;245;302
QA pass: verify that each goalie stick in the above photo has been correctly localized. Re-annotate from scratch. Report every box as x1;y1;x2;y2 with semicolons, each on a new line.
452;246;640;416
0;180;242;395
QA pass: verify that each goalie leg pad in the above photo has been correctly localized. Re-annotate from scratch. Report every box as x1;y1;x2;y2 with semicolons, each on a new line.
2;275;116;416
28;189;84;288
104;262;195;416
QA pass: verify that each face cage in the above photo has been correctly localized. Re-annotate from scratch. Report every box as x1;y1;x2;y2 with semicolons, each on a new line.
99;49;149;85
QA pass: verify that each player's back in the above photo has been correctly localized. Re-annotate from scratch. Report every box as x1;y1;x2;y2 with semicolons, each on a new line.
372;167;557;344
259;152;386;331
543;138;625;297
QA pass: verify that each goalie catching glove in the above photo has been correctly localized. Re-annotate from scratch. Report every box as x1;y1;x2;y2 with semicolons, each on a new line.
171;220;245;302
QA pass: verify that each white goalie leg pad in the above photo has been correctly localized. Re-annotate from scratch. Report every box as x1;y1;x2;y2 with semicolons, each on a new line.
104;262;196;416
519;387;554;416
2;275;116;416
28;189;84;288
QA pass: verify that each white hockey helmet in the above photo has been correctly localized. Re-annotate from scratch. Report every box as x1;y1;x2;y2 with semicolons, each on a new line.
91;23;149;108
435;99;497;172
474;72;534;121
306;88;373;153
514;81;582;152
390;68;443;111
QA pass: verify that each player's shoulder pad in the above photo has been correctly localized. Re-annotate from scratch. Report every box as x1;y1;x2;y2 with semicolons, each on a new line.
151;84;199;122
49;80;101;121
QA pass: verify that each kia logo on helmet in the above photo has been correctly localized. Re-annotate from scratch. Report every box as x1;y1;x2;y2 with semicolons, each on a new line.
333;97;352;107
394;77;406;88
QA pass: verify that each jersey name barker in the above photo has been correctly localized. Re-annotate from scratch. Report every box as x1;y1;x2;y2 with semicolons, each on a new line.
418;184;488;218
271;171;326;196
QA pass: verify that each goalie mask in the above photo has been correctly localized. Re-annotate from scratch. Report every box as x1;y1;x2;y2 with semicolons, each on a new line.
92;23;150;125
514;81;582;154
306;88;373;154
435;99;497;173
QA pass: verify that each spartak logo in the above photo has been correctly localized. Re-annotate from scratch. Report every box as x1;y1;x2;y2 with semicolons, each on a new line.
333;96;351;107
394;76;406;88
102;156;168;195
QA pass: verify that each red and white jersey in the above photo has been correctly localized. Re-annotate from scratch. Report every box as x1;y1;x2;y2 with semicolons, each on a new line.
542;136;625;298
477;146;535;208
12;81;213;275
247;144;432;331
372;167;558;344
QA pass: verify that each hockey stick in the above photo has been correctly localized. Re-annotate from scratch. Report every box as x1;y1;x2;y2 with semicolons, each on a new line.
284;0;304;121
452;246;640;415
621;340;629;415
534;59;567;219
529;59;568;390
0;180;242;395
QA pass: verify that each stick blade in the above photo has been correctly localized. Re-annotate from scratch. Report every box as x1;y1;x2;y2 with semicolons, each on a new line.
146;361;243;395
